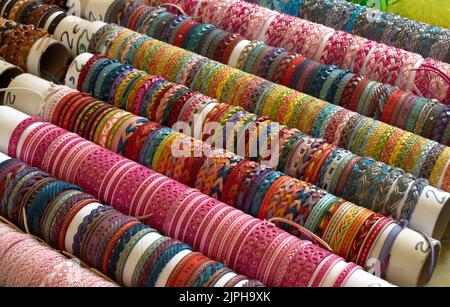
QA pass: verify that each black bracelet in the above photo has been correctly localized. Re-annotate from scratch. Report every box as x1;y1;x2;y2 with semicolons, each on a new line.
46;11;66;34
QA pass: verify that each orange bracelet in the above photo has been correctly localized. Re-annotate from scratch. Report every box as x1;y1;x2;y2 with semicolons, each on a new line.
349;78;370;111
302;143;334;185
258;176;291;219
379;89;403;123
379;129;404;164
339;210;373;258
282;56;306;86
169;252;209;287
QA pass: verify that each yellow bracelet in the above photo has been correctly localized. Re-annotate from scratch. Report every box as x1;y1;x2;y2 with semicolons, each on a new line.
323;202;353;244
114;71;142;108
388;131;413;167
262;87;283;118
429;147;450;187
363;122;386;157
216;69;234;102
284;93;306;126
331;206;366;254
298;98;325;134
152;132;178;170
109;31;132;60
339;209;372;258
404;138;428;174
155;48;178;77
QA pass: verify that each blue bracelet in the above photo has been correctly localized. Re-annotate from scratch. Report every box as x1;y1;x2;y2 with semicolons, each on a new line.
193;262;225;287
144;241;192;287
108;223;149;278
73;205;112;258
28;181;82;237
140;79;169;117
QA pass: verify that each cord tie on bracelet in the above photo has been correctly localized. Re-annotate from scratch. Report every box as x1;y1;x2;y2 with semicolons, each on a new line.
266;217;333;252
411;64;450;103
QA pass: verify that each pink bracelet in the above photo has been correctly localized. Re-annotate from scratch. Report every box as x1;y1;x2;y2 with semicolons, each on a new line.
310;254;343;287
216;213;253;262
303;24;333;60
263;235;297;285
193;202;230;251
266;14;293;48
8;117;44;158
414;58;450;103
143;179;191;230
397;53;422;91
342;35;369;71
202;0;229;25
278;18;307;53
333;262;360;287
201;206;235;256
362;43;389;78
321;31;354;67
129;172;163;216
272;241;304;286
182;197;222;245
255;232;291;282
245;6;275;40
62;142;97;184
19;123;52;164
281;242;330;287
51;137;86;180
208;210;244;260
353;40;377;74
377;48;408;85
41;132;78;174
133;176;171;218
101;160;136;203
28;126;67;169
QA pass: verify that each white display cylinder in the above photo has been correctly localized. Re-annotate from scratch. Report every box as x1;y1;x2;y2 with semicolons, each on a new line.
0;59;23;103
4;73;51;117
83;0;115;21
26;36;70;82
0;152;10;164
54;15;106;58
0;106;30;154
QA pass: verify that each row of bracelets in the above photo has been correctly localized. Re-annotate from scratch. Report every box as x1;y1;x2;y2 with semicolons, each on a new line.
0;18;49;71
44;77;408;271
69;53;449;235
7;116;366;287
102;2;450;144
86;25;450;193
144;0;450;103
0;0;66;34
0;221;117;286
44;54;440;280
34;82;411;283
245;0;450;63
0;158;262;287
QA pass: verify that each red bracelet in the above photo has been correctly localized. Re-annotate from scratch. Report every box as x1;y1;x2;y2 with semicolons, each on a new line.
173;20;198;47
77;54;106;91
379;89;403;123
282;56;305;86
349;78;370;112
